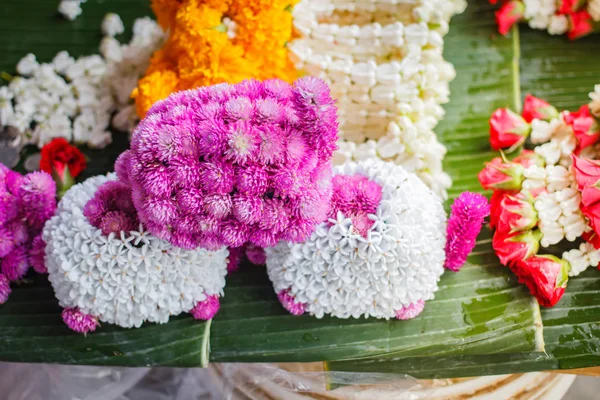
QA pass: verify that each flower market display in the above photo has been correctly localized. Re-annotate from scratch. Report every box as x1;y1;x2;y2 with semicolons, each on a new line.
133;0;298;118
288;0;467;198
43;174;229;331
489;0;600;39
0;14;164;150
479;85;600;307
266;159;488;319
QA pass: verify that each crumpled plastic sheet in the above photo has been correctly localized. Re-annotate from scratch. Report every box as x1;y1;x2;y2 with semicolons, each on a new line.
0;362;420;400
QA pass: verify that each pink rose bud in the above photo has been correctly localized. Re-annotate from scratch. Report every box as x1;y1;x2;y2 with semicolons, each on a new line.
513;255;570;307
478;157;524;190
522;95;559;122
498;192;538;234
490;108;531;150
495;1;525;35
564;105;600;152
571;155;600;190
492;229;541;267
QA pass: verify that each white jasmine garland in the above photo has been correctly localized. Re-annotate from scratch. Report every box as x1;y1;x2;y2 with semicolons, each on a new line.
589;84;600;117
266;160;447;319
290;0;464;199
43;174;228;329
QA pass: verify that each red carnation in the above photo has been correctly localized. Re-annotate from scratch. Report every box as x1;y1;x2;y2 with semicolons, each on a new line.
40;138;87;198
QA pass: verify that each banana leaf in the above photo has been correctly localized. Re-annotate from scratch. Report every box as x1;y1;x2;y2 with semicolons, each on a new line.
0;0;597;377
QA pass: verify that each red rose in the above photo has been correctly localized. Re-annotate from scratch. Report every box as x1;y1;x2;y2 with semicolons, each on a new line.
571;155;600;190
40;138;87;197
564;105;600;151
490;190;512;230
512;255;570;307
495;1;525;35
478;157;524;191
522;95;558;122
582;231;600;250
559;0;587;14
489;108;531;150
568;11;594;40
492;229;540;267
497;191;538;234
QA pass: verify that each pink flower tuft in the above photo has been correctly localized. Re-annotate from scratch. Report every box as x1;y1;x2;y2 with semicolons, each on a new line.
328;174;383;238
0;227;15;258
245;244;266;265
227;246;244;273
84;180;140;236
1;246;29;281
62;308;99;334
278;289;306;316
126;78;338;250
0;274;10;304
190;295;220;320
99;211;138;236
29;235;47;274
395;300;425;320
444;192;491;272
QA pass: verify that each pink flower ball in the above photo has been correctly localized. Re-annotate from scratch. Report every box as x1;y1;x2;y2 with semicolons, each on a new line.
125;78;339;250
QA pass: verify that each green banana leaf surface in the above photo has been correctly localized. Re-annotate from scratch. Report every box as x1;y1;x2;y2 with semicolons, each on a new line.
0;0;598;377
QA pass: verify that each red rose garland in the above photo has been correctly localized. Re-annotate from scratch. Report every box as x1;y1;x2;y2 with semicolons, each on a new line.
481;85;600;307
489;0;600;39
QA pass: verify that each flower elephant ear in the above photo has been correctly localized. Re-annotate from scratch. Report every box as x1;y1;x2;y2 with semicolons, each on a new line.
444;192;491;272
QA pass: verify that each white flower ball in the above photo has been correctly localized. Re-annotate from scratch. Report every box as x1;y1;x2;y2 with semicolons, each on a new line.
43;174;228;328
266;159;447;319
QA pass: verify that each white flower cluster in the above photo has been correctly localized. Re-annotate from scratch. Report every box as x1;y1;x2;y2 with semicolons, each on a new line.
521;0;569;35
563;242;600;277
58;0;87;21
289;0;467;199
0;15;164;148
523;118;587;248
266;159;447;319
43;174;228;328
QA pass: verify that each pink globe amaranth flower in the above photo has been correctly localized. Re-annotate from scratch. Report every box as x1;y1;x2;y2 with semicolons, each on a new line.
127;78;338;250
114;151;132;185
0;192;19;223
245;244;266;265
4;170;23;195
62;308;99;334
227;246;244;273
7;221;28;245
444;192;491;272
0;226;15;258
29;235;47;274
19;171;57;229
99;211;138;236
190;295;220;320
1;245;29;281
328;174;383;238
84;180;140;235
395;300;425;320
0;273;10;303
278;289;306;316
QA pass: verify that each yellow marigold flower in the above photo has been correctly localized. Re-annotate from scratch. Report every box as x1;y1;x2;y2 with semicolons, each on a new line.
135;0;298;118
133;69;179;117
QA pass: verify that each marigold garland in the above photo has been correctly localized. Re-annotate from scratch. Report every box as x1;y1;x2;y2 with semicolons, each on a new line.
134;0;299;117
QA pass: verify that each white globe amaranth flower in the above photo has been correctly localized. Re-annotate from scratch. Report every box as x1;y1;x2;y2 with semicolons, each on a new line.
266;159;447;320
43;174;228;329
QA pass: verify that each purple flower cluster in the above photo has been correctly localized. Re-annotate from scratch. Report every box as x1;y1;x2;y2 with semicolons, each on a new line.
0;165;56;299
227;243;267;272
83;181;139;236
62;307;99;334
329;174;383;238
444;192;490;272
119;77;338;250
